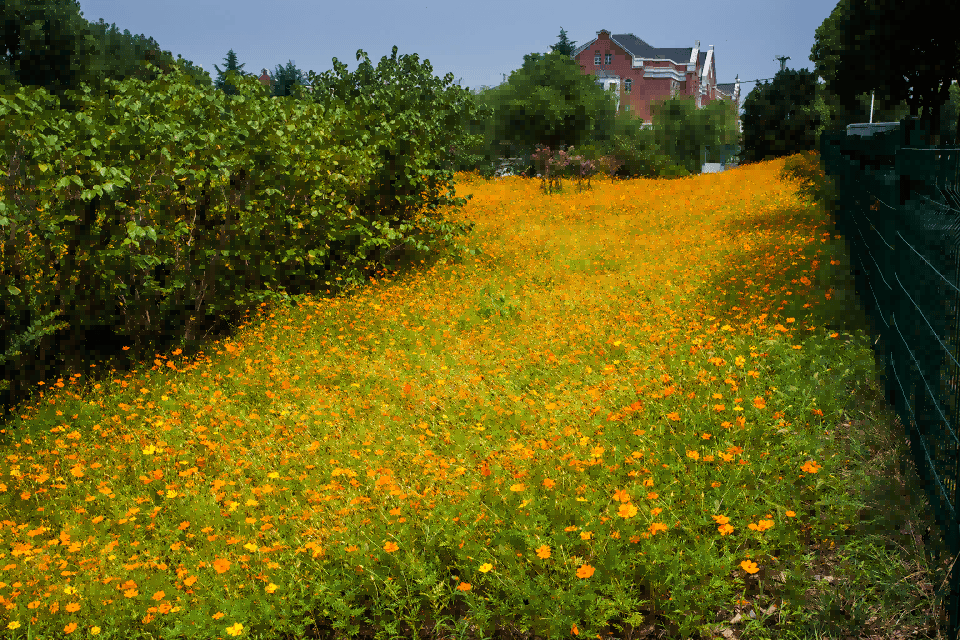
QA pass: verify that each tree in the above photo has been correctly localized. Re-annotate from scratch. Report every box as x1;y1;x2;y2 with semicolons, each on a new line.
550;28;577;57
81;20;211;96
0;0;100;109
213;49;247;97
269;59;307;98
1;7;210;106
737;67;825;165
648;94;739;174
811;0;960;145
484;50;617;163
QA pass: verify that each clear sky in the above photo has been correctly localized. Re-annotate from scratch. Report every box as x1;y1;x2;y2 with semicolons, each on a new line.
75;0;843;115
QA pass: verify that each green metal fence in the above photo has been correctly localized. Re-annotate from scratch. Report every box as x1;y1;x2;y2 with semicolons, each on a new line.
821;116;960;638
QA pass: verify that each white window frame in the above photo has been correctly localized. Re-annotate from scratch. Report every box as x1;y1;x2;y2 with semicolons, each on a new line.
595;53;601;65
605;53;612;64
625;78;632;93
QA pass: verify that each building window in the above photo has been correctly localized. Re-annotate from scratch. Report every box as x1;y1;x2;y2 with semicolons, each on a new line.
605;53;612;64
625;104;631;111
594;53;601;65
625;78;632;93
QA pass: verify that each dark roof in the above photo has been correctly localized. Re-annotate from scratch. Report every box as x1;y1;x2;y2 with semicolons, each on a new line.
571;32;706;68
716;82;738;102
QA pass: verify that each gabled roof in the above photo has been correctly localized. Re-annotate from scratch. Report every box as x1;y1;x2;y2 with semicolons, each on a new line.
571;32;707;69
716;82;736;96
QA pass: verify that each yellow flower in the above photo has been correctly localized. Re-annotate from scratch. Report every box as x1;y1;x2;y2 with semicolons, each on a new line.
478;563;493;573
265;583;278;593
142;444;156;455
226;622;245;636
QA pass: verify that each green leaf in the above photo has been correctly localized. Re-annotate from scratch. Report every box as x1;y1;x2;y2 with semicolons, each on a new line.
7;285;21;295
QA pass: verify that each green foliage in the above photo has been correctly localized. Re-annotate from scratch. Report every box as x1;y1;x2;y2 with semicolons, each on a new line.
449;86;506;172
778;150;837;208
0;306;69;366
0;0;100;109
0;2;210;113
810;0;960;144
481;50;618;161
213;49;248;97
83;18;211;93
738;68;825;165
301;46;481;237
550;27;577;57
268;59;308;98
0;53;477;411
649;94;739;174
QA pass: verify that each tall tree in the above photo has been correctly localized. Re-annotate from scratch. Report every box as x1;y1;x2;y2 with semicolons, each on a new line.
269;59;307;98
81;19;211;95
811;0;960;145
213;49;247;97
0;0;100;109
738;67;826;165
485;50;617;161
648;94;739;174
550;28;577;57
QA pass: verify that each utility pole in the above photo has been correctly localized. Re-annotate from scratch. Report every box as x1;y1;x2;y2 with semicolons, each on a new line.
774;55;790;72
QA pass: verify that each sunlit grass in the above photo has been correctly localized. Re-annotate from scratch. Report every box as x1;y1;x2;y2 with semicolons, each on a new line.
0;160;944;639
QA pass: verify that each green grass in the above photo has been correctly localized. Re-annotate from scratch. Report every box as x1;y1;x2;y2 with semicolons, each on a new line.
0;158;957;639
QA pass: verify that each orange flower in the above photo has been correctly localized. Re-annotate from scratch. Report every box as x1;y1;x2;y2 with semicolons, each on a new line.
383;541;399;553
801;460;821;474
618;502;638;519
457;582;472;591
740;560;759;574
576;563;595;579
535;544;551;559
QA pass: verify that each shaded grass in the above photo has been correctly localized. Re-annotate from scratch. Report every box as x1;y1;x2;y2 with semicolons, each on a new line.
0;160;956;639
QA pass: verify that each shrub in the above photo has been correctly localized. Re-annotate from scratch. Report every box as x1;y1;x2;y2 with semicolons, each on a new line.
778;150;836;205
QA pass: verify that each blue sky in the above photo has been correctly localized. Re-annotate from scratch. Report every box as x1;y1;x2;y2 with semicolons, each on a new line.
75;0;843;115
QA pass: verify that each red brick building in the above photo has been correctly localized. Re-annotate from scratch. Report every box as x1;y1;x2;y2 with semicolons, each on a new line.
570;30;740;131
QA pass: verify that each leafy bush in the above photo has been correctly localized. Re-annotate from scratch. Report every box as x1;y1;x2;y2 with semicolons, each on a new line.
778;150;836;205
658;163;692;179
604;133;683;180
0;51;481;416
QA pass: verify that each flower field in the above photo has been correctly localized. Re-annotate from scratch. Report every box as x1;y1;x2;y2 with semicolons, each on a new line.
0;156;932;639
